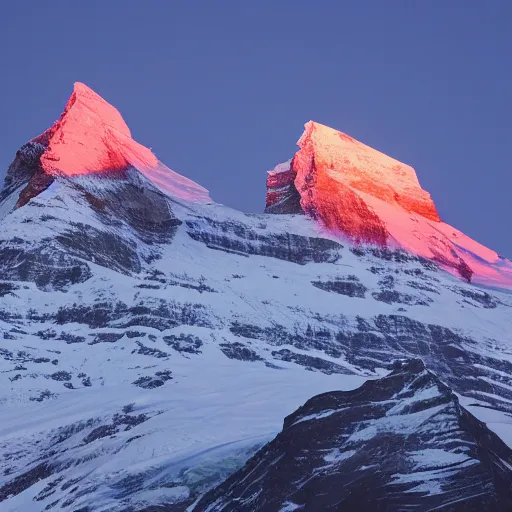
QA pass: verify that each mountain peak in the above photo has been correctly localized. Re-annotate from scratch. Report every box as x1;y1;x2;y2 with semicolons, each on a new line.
32;82;151;177
266;121;512;287
68;81;132;137
299;120;440;222
3;83;210;206
267;120;439;224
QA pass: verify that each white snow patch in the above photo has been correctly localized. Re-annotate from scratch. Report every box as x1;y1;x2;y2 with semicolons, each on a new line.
280;502;303;511
324;449;357;463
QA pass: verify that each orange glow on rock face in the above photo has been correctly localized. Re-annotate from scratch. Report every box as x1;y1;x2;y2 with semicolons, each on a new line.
294;121;440;226
34;83;139;175
275;121;512;287
31;83;210;203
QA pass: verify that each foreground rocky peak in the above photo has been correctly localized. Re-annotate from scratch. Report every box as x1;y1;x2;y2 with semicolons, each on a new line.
0;82;210;210
266;121;512;288
196;359;512;511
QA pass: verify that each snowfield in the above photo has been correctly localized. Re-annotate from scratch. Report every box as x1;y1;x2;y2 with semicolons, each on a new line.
2;83;512;510
2;179;512;509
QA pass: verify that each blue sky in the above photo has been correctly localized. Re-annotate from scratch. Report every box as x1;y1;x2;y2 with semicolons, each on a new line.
1;1;511;255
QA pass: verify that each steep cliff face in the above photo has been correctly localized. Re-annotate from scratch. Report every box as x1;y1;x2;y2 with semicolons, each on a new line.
266;121;512;287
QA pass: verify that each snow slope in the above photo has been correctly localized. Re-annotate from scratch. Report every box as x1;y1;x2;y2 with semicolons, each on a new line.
1;84;512;511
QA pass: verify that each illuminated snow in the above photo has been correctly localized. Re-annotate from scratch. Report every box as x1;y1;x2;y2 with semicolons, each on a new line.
32;82;211;203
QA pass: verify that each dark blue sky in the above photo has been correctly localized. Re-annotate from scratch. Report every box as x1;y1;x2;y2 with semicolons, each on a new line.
1;2;511;255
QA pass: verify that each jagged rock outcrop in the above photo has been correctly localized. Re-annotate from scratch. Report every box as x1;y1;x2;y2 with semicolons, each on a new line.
196;359;512;511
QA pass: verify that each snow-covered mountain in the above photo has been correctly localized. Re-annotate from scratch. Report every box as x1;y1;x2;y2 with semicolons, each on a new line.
1;83;512;511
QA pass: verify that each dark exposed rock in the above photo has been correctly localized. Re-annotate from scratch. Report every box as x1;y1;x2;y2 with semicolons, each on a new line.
125;331;146;339
264;161;303;214
336;315;512;411
36;329;57;340
56;222;141;275
372;289;431;306
378;274;395;288
0;282;18;297
135;283;161;289
312;278;367;298
0;241;92;291
55;300;215;331
271;348;353;375
50;371;72;382
49;418;100;446
33;476;64;502
352;246;439;270
0;141;48;207
166;276;217;294
29;390;56;402
185;217;342;265
82;425;117;444
58;333;86;344
133;341;170;359
33;357;51;363
230;321;343;361
228;314;512;414
406;280;440;294
10;328;27;335
451;287;499;309
0;463;55;503
82;413;149;445
163;334;203;354
88;332;124;344
25;308;52;322
133;370;172;389
229;322;263;340
76;172;182;245
220;342;263;362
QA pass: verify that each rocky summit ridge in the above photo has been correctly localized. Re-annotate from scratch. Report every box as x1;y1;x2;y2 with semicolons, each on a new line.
4;83;512;288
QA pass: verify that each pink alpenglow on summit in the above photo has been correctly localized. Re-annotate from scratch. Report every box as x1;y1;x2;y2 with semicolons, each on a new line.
32;82;211;203
266;121;512;288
